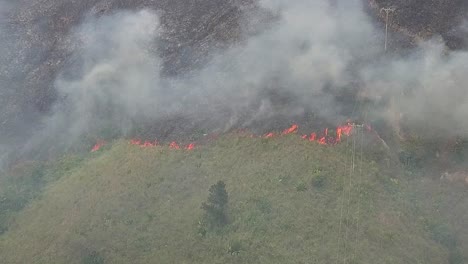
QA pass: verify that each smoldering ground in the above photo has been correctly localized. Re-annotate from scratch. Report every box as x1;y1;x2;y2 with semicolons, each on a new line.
23;1;378;154
2;0;468;164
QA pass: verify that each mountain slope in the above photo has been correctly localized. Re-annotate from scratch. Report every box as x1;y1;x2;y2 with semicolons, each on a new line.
0;135;459;263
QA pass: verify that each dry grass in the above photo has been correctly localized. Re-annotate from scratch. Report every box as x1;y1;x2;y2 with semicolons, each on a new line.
0;135;459;263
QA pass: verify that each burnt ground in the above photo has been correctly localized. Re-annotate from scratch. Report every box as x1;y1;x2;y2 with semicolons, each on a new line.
0;0;265;144
0;0;467;155
371;0;468;48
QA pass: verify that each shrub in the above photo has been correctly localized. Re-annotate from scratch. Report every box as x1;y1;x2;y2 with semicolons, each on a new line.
429;223;457;249
201;181;229;228
0;223;7;235
82;251;104;264
228;240;242;255
449;248;464;264
255;197;272;214
197;219;207;237
296;182;307;192
311;174;327;189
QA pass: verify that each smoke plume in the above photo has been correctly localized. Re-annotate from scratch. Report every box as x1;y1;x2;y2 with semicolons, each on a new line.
3;0;468;162
33;1;377;145
0;0;15;171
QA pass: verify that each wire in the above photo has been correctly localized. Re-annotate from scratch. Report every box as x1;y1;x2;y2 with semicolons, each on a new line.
342;125;357;264
335;128;351;264
352;124;365;261
336;96;360;264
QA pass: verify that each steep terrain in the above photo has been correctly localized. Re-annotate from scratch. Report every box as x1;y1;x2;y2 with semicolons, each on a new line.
0;2;467;263
0;0;260;145
371;0;468;48
0;135;466;263
1;0;467;150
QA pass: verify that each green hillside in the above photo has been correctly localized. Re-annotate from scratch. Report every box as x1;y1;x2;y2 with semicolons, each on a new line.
0;135;466;263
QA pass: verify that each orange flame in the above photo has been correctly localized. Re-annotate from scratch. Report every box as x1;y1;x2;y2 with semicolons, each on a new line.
335;122;353;143
169;142;181;149
130;139;195;150
91;141;105;152
130;139;141;145
282;124;298;135
262;123;354;145
309;133;317;141
143;140;158;147
186;143;196;150
318;136;327;145
91;122;358;152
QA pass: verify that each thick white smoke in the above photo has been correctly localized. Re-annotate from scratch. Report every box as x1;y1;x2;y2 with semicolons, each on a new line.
39;1;376;141
362;41;468;137
16;0;468;158
0;0;13;171
54;10;162;137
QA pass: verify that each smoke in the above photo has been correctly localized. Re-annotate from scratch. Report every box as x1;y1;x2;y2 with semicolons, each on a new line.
0;0;11;18
362;41;468;136
0;0;14;171
459;19;468;43
47;10;162;140
31;1;375;146
6;0;468;162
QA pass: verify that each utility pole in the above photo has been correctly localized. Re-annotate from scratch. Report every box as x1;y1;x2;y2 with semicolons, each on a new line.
381;7;401;139
380;7;395;52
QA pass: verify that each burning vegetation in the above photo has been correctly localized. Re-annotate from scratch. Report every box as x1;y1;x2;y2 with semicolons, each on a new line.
2;130;467;263
1;1;468;263
89;122;357;152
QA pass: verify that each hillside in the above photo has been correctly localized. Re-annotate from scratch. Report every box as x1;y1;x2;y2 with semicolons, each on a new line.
1;0;467;151
0;135;466;263
1;1;468;263
370;0;468;48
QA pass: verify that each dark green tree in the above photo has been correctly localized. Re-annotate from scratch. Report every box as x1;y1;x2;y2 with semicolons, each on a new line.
201;181;229;227
82;251;104;264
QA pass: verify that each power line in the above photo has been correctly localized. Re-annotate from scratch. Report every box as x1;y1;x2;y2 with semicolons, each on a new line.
336;100;362;264
336;131;351;264
333;122;368;264
342;124;367;264
342;125;357;264
353;123;365;261
380;7;396;52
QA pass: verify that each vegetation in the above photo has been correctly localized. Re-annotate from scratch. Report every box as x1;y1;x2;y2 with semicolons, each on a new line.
0;135;465;263
0;155;84;234
228;240;242;255
82;251;105;264
201;181;229;230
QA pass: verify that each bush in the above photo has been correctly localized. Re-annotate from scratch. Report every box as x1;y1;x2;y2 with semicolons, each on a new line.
0;223;7;235
311;174;327;189
449;249;464;264
196;219;207;237
228;240;242;255
296;182;307;192
255;198;272;214
201;181;229;228
82;251;104;264
429;223;457;249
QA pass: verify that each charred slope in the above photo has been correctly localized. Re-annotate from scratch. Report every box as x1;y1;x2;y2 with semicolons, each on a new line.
1;0;467;164
371;0;468;48
2;0;467;137
0;0;261;144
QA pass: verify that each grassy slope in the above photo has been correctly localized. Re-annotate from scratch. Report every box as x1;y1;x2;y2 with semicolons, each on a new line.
0;135;461;263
